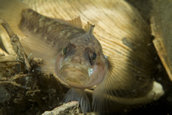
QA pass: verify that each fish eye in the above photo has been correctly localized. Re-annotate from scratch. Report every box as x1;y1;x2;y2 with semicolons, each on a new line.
88;52;97;65
85;48;97;65
63;47;67;56
63;43;76;56
91;52;97;60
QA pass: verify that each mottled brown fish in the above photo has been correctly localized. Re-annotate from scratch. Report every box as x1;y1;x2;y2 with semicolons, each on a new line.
0;0;108;113
0;0;165;114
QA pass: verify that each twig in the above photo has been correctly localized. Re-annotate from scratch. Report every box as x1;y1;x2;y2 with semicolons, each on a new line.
42;101;79;115
0;73;31;89
0;80;27;89
0;48;8;56
26;89;41;96
0;55;17;62
0;28;16;55
9;73;28;80
0;19;31;71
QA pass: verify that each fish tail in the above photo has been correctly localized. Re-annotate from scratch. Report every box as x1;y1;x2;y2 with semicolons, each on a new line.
92;81;164;113
64;88;91;113
0;0;28;35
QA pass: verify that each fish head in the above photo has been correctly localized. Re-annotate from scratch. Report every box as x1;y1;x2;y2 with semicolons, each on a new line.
55;30;108;89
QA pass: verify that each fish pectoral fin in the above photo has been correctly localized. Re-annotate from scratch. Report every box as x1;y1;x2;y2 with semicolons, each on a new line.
66;16;83;29
64;88;91;113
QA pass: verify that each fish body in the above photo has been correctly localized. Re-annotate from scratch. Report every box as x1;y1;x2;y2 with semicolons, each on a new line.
21;0;165;112
0;0;108;112
19;9;108;89
0;0;164;113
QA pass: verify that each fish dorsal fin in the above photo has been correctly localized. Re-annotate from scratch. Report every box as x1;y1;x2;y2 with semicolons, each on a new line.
84;22;95;33
66;16;82;28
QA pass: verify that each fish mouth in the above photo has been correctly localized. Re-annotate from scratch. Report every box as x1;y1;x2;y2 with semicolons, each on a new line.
59;65;92;88
55;54;107;89
54;55;93;88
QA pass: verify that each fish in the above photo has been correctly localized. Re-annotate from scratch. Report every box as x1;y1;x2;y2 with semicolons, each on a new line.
0;0;108;113
0;0;165;114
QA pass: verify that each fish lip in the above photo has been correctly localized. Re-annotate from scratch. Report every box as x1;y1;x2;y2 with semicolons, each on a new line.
54;54;92;88
60;65;89;78
59;64;105;89
58;64;96;88
55;55;107;88
56;62;107;88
